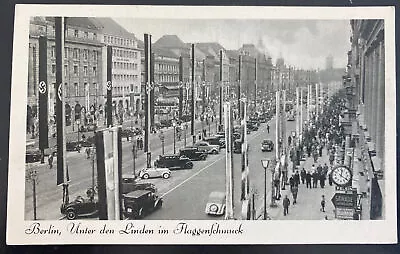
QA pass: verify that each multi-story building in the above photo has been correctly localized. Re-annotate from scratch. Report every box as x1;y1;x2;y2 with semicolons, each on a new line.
348;19;385;219
90;18;141;117
28;17;104;134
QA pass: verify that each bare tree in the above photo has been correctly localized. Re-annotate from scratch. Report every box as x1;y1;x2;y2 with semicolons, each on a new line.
25;164;39;220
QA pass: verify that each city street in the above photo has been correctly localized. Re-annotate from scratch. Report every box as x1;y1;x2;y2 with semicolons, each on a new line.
25;119;219;220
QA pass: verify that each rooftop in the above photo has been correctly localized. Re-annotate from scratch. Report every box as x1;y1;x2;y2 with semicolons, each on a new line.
89;17;136;39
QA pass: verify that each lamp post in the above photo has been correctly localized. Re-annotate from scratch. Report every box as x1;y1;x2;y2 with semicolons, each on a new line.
260;159;270;220
183;123;187;147
132;140;137;177
173;121;176;154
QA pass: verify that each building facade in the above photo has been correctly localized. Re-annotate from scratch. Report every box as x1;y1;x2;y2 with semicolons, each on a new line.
28;17;104;134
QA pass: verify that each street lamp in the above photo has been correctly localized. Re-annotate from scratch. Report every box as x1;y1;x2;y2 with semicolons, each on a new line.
173;121;176;154
132;140;137;178
261;159;276;217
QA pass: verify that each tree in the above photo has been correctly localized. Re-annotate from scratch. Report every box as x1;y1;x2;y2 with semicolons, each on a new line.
26;164;39;220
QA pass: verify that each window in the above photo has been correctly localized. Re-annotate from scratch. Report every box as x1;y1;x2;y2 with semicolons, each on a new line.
93;66;97;76
51;46;55;58
64;65;68;77
73;65;78;75
104;36;107;42
64;47;68;58
74;29;79;38
93;50;98;61
73;48;79;59
83;49;88;60
51;64;56;74
74;83;78;96
84;31;88;39
93;83;98;96
83;66;88;76
93;33;97;40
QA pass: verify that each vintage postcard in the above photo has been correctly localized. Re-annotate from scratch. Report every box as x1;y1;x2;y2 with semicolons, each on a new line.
7;4;396;244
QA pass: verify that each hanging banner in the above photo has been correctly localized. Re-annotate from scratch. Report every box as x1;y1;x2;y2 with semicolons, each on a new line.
106;46;113;127
96;127;122;220
38;36;48;150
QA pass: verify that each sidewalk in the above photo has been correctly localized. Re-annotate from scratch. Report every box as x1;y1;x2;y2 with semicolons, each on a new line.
268;148;337;220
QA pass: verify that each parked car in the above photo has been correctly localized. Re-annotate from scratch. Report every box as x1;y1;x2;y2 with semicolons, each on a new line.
154;154;193;170
261;139;274;152
138;167;171;179
205;191;226;216
179;147;208;161
204;136;225;148
193;141;220;154
123;190;163;219
25;149;42;163
121;175;157;194
66;141;81;152
60;195;98;220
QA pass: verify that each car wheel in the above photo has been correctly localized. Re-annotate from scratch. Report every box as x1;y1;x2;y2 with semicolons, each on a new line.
185;162;193;169
162;173;170;179
202;155;207;161
212;149;218;155
142;173;150;179
66;209;77;220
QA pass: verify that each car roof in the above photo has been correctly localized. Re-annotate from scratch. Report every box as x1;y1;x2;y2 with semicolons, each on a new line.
124;190;152;198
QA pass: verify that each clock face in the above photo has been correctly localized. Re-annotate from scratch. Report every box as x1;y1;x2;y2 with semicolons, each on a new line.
331;166;352;187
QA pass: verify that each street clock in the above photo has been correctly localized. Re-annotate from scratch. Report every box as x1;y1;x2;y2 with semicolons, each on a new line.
331;165;352;187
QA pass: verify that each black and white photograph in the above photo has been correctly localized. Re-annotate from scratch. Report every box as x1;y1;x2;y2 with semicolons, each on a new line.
7;5;396;244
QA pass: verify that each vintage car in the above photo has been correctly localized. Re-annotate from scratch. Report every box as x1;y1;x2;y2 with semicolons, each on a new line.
66;141;81;152
154;154;193;170
261;139;274;152
205;191;226;216
138;167;171;179
203;136;225;148
123;190;163;219
25;149;42;163
121;175;157;194
179;147;208;161
193;141;220;154
60;195;98;220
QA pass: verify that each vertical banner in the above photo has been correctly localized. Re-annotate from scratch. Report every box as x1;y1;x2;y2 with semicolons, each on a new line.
178;56;183;120
254;58;257;110
106;46;113;127
144;34;152;167
96;128;123;220
55;17;66;186
38;36;48;151
238;55;241;117
241;99;250;219
191;44;195;138
296;87;300;145
219;49;223;128
150;52;155;127
224;102;234;219
276;91;280;160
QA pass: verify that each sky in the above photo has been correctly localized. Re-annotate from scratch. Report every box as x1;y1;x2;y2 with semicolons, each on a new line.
115;18;351;70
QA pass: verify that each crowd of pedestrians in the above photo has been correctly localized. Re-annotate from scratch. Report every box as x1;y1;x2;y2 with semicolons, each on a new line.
281;91;348;217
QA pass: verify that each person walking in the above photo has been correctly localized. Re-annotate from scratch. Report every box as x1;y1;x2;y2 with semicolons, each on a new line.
86;147;91;159
294;171;300;186
320;171;326;188
283;195;290;216
266;124;270;134
291;184;298;204
48;154;53;169
289;175;295;190
300;168;306;184
306;171;312;188
328;166;333;186
320;195;326;212
312;170;319;188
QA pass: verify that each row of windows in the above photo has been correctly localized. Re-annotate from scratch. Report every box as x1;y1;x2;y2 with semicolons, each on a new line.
113;48;138;59
104;35;136;48
50;46;99;61
113;74;139;82
155;63;178;72
53;82;98;98
51;64;98;77
46;25;98;41
113;62;139;70
157;74;179;83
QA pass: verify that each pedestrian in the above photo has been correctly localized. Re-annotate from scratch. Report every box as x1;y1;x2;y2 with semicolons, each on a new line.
294;171;300;186
312;170;319;188
291;184;298;204
300;168;306;184
313;150;319;163
329;152;335;165
306;171;312;188
266;124;270;134
283;195;290;216
319;145;323;157
328;167;333;186
86;147;91;159
136;137;140;150
289;175;295;190
48;154;53;169
320;172;326;188
320;195;326;212
288;136;292;147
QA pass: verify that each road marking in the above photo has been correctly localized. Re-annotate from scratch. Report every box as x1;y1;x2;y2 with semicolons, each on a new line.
160;155;224;198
